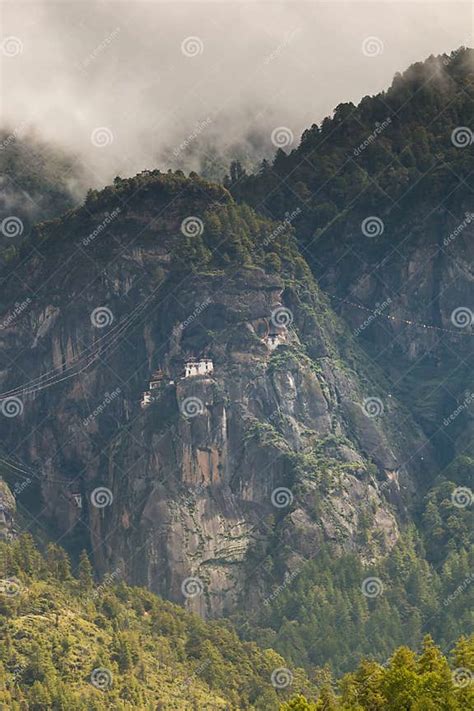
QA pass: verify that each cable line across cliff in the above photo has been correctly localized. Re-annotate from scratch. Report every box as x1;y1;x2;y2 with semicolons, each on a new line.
0;279;165;401
327;293;474;337
0;286;471;407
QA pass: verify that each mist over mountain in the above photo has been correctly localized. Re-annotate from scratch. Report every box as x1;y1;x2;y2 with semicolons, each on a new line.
0;128;88;250
1;0;471;186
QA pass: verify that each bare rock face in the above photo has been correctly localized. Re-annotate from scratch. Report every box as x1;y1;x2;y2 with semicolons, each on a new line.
310;202;474;477
0;173;436;617
0;479;17;540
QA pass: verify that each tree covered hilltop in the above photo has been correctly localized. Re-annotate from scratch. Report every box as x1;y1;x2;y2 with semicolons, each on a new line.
1;536;473;710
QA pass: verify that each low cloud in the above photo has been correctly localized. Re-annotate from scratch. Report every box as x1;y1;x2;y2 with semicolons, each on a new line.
1;1;471;190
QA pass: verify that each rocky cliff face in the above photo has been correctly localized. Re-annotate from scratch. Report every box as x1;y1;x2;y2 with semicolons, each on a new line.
0;172;435;616
314;198;474;463
230;49;474;468
0;478;16;541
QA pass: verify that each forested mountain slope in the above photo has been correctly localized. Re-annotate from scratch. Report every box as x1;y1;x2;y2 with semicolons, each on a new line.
0;171;432;615
1;537;473;710
0;536;313;709
0;49;472;689
230;48;474;465
0;130;85;265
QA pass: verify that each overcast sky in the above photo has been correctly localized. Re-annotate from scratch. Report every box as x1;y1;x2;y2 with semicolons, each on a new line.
1;0;472;185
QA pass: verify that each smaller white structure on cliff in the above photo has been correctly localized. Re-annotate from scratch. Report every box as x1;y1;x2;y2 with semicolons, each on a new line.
264;330;287;351
149;369;164;389
141;368;165;407
184;358;214;378
141;391;152;408
72;493;83;508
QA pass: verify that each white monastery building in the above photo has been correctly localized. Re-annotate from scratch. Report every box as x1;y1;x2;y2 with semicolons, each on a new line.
184;358;214;378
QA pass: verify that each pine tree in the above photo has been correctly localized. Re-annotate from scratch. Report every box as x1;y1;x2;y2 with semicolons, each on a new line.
46;543;72;581
77;550;94;591
280;695;318;710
